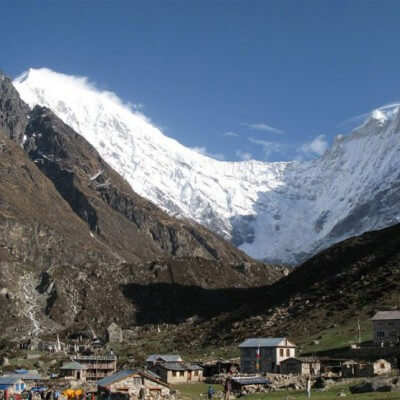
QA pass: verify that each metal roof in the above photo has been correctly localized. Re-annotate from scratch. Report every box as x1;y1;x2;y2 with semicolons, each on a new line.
281;357;319;364
371;311;400;320
238;338;296;348
98;369;169;388
157;362;202;371
60;361;86;370
0;377;21;385
146;354;182;363
72;354;116;361
231;377;271;386
4;373;42;381
98;369;139;386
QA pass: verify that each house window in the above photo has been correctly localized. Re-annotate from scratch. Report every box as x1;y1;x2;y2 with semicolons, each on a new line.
194;370;198;376
179;371;184;376
376;331;385;338
387;321;395;327
172;371;177;377
286;349;290;357
388;331;397;337
380;363;385;369
133;377;142;385
279;349;284;357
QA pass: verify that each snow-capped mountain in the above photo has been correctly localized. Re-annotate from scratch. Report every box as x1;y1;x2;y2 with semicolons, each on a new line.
14;68;400;264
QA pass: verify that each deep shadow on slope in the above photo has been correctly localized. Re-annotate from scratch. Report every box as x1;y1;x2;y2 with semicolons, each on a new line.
121;282;269;325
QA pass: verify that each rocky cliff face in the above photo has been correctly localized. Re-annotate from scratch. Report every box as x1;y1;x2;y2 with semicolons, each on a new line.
0;71;282;340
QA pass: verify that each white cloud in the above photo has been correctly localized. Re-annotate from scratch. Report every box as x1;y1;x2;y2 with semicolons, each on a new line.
249;137;282;160
241;122;285;135
222;131;239;137
339;102;400;129
297;134;328;159
191;146;225;161
236;150;253;161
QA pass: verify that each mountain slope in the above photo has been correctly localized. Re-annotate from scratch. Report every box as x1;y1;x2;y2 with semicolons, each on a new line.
0;70;284;340
138;223;400;356
14;68;400;264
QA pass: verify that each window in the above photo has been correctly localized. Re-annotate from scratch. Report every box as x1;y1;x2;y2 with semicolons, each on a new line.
279;349;284;357
179;371;184;376
172;371;177;377
387;321;395;327
388;331;397;337
194;370;198;376
286;349;290;357
380;363;385;369
133;377;142;385
377;331;385;338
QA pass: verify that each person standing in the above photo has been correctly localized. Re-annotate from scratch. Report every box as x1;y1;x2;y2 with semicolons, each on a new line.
223;378;231;400
306;376;311;398
207;386;214;400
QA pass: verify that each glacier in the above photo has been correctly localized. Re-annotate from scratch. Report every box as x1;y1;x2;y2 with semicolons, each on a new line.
14;68;400;264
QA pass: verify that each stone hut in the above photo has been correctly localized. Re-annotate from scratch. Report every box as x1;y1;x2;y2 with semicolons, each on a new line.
97;369;170;400
60;361;87;381
280;357;321;376
149;362;203;384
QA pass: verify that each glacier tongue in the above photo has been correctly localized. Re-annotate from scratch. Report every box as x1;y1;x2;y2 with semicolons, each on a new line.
13;68;400;264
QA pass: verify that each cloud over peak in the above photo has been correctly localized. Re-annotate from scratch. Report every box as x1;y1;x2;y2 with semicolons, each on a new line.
241;121;285;135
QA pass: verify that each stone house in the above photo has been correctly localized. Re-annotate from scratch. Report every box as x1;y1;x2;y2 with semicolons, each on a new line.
238;338;297;373
371;311;400;345
280;357;320;376
145;355;182;369
71;354;117;381
60;361;87;381
0;377;25;394
97;369;170;400
341;359;391;378
230;376;271;393
148;362;203;384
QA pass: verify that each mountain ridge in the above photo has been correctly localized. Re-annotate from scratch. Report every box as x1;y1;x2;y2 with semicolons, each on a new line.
15;68;400;264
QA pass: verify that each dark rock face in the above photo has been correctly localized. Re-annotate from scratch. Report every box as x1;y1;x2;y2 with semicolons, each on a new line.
0;72;29;144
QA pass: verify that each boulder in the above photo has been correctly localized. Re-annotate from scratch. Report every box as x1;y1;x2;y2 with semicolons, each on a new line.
349;378;400;393
0;356;9;367
107;322;123;343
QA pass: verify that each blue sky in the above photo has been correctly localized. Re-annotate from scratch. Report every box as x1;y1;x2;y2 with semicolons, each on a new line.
2;0;400;162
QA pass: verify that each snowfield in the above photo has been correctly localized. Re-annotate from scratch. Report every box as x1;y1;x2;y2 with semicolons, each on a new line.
14;68;400;264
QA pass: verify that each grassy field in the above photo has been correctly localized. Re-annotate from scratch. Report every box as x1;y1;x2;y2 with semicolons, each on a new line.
174;382;400;400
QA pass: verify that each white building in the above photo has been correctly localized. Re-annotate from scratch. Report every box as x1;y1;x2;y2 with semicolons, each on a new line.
371;311;400;345
238;337;296;373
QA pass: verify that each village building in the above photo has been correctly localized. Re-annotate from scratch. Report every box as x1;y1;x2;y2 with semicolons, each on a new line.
60;361;87;381
280;357;321;376
71;354;117;381
202;359;239;377
238;338;297;373
371;311;400;345
0;377;25;394
97;369;170;400
341;359;391;378
145;355;182;369
230;376;271;393
3;370;43;389
148;362;203;384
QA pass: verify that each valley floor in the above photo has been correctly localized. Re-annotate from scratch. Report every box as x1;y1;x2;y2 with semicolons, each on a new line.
176;382;400;400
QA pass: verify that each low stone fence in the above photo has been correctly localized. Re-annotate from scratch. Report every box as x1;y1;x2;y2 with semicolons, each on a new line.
305;345;400;362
